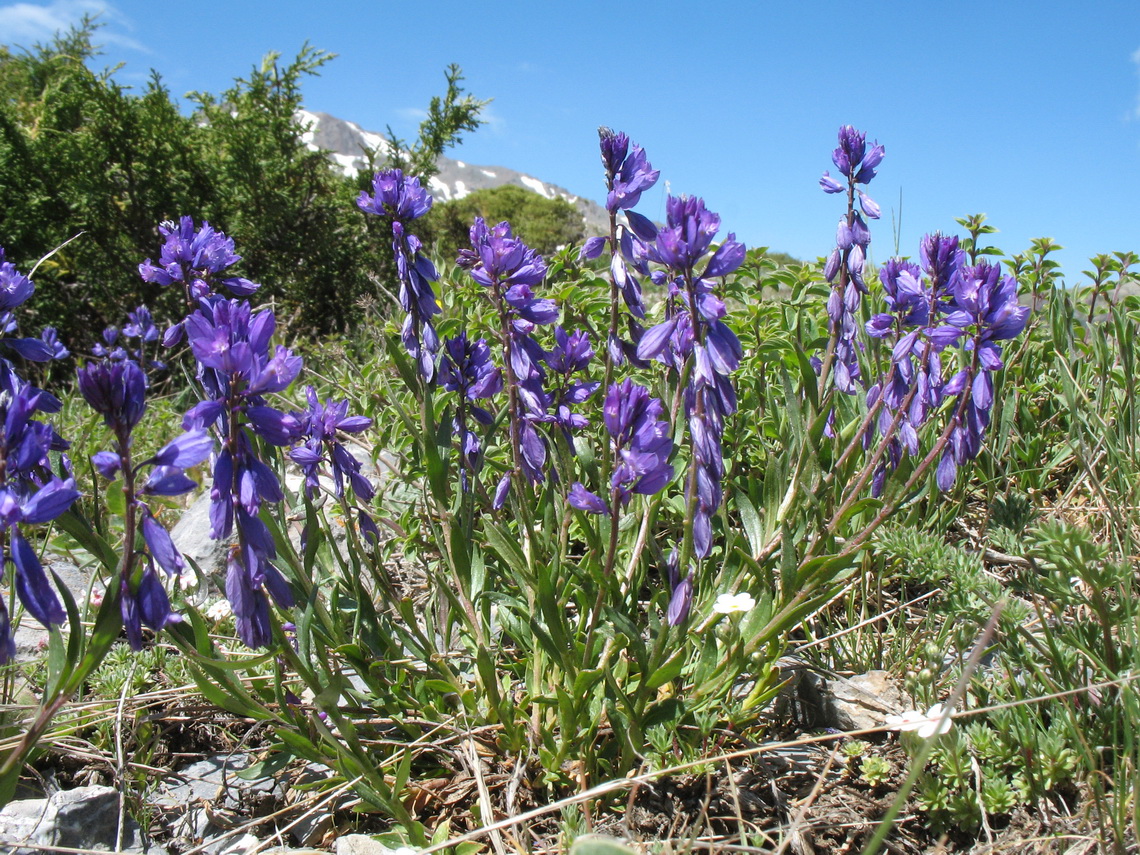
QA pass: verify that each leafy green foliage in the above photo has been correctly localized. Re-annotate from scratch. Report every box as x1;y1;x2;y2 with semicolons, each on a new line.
0;21;486;342
423;184;584;259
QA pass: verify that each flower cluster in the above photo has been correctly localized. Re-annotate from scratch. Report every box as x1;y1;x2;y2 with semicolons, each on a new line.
861;238;959;494
289;387;379;545
638;196;745;558
819;125;884;395
439;333;502;491
92;306;165;374
568;379;673;516
80;335;215;648
0;251;76;660
0;384;78;661
139;217;260;303
458;218;557;499
932;259;1029;489
544;327;600;447
357;170;441;380
581;128;661;364
600;128;660;215
1;248;64;389
862;233;1029;494
182;298;301;648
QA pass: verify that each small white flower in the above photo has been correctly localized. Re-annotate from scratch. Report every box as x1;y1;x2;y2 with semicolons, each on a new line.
205;600;233;621
712;592;756;615
886;703;953;738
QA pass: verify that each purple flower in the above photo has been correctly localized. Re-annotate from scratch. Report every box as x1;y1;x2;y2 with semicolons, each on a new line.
289;387;376;504
357;170;433;221
139;217;259;301
121;563;182;650
570;380;674;515
358;170;441;379
817;127;886;399
39;328;68;360
665;551;693;626
181;297;301;647
439;334;502;490
123;306;159;342
461;219;556;487
599;127;660;213
637;197;742;558
0;248;34;311
10;528;65;628
77;359;148;432
582;131;662;365
545;328;599;446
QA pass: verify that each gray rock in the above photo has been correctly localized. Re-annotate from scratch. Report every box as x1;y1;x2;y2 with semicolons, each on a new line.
204;831;261;855
804;669;904;732
336;834;417;855
171;491;232;581
0;784;166;853
151;753;253;811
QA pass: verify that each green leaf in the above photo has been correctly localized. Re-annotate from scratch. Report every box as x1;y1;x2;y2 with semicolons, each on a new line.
237;749;295;780
734;490;763;559
645;649;685;690
483;521;529;579
642;697;686;730
55;509;119;574
105;483;126;517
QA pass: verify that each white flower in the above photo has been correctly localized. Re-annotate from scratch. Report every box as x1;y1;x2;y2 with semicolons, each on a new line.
886;703;953;738
712;592;755;615
206;600;233;621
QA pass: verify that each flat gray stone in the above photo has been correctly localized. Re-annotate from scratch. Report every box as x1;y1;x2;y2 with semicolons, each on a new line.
171;492;232;581
809;669;904;732
151;753;256;811
336;834;418;855
0;784;166;853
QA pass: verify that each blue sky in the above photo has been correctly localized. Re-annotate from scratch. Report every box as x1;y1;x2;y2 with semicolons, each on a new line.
2;0;1137;280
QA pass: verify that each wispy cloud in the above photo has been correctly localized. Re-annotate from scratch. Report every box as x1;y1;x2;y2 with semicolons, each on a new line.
0;1;144;52
478;105;506;137
393;107;427;124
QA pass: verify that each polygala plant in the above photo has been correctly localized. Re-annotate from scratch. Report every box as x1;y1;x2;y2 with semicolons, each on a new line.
0;123;1049;845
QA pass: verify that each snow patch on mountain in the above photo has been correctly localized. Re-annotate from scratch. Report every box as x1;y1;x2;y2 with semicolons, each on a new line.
298;110;608;235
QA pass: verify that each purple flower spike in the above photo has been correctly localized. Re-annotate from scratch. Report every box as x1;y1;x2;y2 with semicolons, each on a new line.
289;387;376;502
643;196;741;559
357;170;441;379
599;127;660;213
440;335;502;490
600;379;674;508
817;126;886;400
461;219;556;487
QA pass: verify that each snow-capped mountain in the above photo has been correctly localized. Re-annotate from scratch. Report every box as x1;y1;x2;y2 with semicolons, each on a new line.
297;110;609;235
